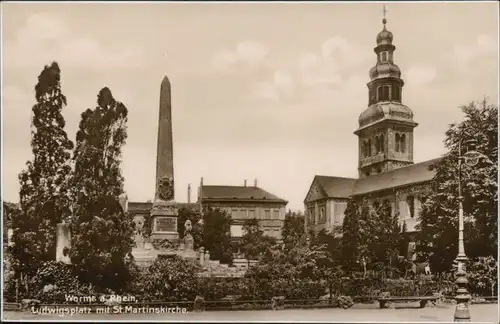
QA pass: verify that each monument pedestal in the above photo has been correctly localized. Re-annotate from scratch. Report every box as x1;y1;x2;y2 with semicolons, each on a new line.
150;200;179;242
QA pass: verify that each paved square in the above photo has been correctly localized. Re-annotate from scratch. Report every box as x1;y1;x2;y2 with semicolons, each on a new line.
4;304;498;322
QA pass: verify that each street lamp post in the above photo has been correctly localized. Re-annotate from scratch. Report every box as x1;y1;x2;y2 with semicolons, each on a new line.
453;138;488;322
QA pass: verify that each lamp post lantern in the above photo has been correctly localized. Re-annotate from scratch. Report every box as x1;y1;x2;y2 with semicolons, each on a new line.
453;137;488;322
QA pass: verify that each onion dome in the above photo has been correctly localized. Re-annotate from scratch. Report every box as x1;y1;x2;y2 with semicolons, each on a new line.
376;18;393;45
369;63;401;80
358;103;414;128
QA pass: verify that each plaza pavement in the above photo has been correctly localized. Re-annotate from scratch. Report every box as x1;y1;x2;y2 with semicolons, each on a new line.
3;303;499;322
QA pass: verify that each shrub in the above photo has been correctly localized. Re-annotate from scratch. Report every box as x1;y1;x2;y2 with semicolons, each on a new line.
193;296;205;312
337;295;354;309
136;256;201;302
30;261;80;303
271;296;285;310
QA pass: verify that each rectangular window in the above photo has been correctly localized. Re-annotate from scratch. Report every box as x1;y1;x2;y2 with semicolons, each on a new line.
248;209;255;219
231;209;238;218
264;209;271;219
273;209;280;220
334;202;348;224
240;209;246;218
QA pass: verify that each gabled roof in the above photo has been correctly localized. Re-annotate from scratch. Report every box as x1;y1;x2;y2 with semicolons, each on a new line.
306;157;442;201
313;176;357;199
201;185;288;204
352;158;441;196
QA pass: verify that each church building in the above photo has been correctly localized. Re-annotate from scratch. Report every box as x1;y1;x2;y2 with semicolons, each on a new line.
303;18;442;256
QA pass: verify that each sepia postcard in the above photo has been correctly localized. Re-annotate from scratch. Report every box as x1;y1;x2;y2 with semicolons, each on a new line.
1;1;499;322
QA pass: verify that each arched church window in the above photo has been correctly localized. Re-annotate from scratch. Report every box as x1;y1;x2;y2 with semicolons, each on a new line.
406;196;415;218
395;133;400;152
377;85;390;101
375;135;380;153
367;138;372;156
379;134;384;152
381;51;388;62
391;84;400;101
400;134;406;153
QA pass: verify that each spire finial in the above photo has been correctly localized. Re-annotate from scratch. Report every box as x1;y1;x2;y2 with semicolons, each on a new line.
382;4;388;25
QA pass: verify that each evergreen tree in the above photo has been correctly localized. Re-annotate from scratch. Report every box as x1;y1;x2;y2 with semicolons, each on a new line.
202;208;233;263
416;99;498;272
281;211;305;251
10;62;74;276
68;87;135;291
341;198;360;270
371;200;401;267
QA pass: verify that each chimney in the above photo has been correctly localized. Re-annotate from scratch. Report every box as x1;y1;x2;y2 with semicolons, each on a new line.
188;184;191;204
254;178;258;187
244;179;247;187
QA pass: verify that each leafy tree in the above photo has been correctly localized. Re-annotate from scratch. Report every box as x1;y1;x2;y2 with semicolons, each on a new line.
67;87;135;292
281;211;305;251
416;99;498;272
10;62;74;277
467;256;498;297
202;207;233;264
245;243;339;299
177;207;203;249
240;218;276;265
311;229;342;262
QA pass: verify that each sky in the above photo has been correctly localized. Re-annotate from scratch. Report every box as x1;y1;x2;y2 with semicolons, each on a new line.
2;2;498;211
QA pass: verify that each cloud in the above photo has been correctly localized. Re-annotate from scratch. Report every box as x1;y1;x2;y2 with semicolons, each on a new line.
298;37;366;88
252;70;295;101
253;37;368;102
212;40;269;74
452;34;497;64
3;12;143;71
405;65;437;86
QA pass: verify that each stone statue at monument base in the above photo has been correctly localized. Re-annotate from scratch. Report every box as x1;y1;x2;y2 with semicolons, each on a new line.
177;219;197;261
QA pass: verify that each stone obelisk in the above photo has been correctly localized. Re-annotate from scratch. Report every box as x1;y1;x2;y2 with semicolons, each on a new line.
150;75;179;242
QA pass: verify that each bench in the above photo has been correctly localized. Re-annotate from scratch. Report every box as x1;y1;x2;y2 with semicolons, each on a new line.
378;296;439;309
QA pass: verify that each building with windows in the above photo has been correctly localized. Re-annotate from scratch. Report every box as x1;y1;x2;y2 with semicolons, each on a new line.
199;178;288;241
304;18;441;257
127;178;288;249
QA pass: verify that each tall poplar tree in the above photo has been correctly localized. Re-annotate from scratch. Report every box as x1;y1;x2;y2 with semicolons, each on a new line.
68;87;135;291
11;62;74;276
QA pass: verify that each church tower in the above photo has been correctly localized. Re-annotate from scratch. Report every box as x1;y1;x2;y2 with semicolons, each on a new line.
354;16;418;178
